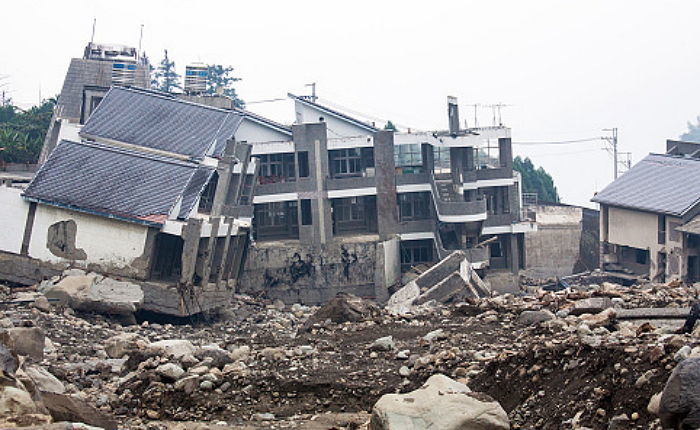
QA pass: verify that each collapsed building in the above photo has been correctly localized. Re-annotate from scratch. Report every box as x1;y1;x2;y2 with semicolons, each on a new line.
0;87;257;316
592;139;700;282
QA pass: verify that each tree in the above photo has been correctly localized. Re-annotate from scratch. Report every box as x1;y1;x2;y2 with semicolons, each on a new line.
0;98;55;163
152;50;182;93
206;65;244;108
681;116;700;142
513;156;560;203
384;120;397;131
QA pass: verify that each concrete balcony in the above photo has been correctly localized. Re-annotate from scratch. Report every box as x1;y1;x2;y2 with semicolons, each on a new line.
483;213;518;227
326;175;377;191
395;173;430;186
255;181;297;195
476;167;513;181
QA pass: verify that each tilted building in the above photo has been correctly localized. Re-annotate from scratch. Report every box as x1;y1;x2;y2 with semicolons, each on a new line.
235;95;536;302
592;140;700;282
0;87;257;316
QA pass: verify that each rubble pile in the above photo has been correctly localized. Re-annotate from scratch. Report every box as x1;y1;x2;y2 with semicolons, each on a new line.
0;275;699;428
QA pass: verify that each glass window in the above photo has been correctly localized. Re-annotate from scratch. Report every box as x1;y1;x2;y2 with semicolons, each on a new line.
258;153;295;184
394;144;423;173
398;192;430;221
434;147;451;174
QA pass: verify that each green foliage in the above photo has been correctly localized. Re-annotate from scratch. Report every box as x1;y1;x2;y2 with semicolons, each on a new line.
681;116;700;142
152;50;182;93
206;64;245;108
513;156;560;203
0;98;55;163
384;120;397;131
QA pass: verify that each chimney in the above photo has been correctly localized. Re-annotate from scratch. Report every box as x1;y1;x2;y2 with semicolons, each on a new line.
447;96;460;134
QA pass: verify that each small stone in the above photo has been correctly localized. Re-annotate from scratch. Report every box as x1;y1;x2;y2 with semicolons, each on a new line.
369;336;395;351
675;345;692;362
199;380;214;391
156;363;185;381
423;329;447;342
33;296;51;312
399;366;411;377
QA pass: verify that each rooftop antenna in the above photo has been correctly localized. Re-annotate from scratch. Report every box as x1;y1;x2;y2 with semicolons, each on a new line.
305;82;317;103
137;24;144;60
90;18;96;44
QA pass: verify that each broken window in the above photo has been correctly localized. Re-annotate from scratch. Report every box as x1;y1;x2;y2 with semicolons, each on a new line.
400;239;434;271
636;249;649;265
328;148;374;178
398;192;430;221
150;233;184;282
253;201;299;240
394;144;423;174
332;196;377;234
198;172;218;214
258;153;296;184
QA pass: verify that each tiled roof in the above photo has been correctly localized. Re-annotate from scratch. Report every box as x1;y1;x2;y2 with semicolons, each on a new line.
591;153;700;216
24;140;213;226
80;86;243;158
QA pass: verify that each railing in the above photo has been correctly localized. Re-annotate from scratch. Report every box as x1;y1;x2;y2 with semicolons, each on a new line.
428;172;487;217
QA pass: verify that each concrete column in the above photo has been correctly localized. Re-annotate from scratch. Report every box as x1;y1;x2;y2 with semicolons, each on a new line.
198;217;221;287
179;218;203;286
374;130;398;240
293;123;332;246
499;138;513;170
215;217;235;287
509;233;520;274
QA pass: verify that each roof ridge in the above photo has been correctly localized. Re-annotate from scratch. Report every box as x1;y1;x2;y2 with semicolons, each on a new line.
64;139;200;168
112;85;235;114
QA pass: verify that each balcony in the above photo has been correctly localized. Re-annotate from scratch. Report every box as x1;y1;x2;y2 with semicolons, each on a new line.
429;173;487;220
326;175;376;191
476;167;513;181
483;213;517;227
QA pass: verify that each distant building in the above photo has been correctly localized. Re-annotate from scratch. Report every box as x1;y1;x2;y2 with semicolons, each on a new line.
38;42;151;165
592;140;700;282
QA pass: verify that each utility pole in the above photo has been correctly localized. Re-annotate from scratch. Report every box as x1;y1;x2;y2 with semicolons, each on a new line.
603;128;619;179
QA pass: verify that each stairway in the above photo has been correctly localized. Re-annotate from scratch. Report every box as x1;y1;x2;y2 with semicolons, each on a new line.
435;180;459;202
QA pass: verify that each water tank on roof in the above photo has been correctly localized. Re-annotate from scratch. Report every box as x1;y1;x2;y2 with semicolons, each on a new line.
185;63;208;95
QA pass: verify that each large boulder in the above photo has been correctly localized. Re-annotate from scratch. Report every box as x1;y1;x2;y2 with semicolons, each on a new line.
658;357;700;428
23;365;66;394
370;374;510;430
41;392;117;430
0;385;43;417
301;293;380;331
44;274;143;316
0;327;45;360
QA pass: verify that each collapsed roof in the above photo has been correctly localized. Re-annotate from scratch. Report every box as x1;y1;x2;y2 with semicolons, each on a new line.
24;140;213;226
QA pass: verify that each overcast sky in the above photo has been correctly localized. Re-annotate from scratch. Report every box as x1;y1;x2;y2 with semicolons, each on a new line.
2;1;699;207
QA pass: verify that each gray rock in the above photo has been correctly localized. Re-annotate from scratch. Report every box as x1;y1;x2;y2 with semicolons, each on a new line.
148;339;196;359
24;365;65;394
370;374;509;429
156;363;185;381
659;357;700;429
0;327;45;360
517;310;555;326
370;336;395;352
570;297;613;316
44;274;143;316
104;333;142;358
0;343;17;374
423;329;447;342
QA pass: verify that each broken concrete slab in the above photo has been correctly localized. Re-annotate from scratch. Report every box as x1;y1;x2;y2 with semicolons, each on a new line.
42;392;118;430
44;274;143;316
570;297;614;316
617;308;690;320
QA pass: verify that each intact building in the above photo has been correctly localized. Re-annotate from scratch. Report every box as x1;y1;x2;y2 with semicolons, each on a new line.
592;140;700;282
236;95;536;303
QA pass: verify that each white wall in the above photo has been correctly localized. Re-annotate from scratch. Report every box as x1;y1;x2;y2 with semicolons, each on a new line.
56;120;82;143
235;118;291;143
0;187;30;254
608;206;657;250
28;205;149;270
295;101;374;138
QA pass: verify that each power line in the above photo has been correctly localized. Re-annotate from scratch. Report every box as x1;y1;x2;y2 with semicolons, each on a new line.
512;137;602;145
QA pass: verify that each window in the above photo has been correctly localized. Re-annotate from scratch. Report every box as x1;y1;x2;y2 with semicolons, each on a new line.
198;173;218;214
329;148;374;178
258;153;295;184
332;196;377;234
300;199;312;225
398;192;430;221
636;248;649;265
253;201;299;240
400;240;434;270
298;151;310;178
490;240;503;258
658;215;666;245
150;234;184;281
394;144;423;173
434;147;451;174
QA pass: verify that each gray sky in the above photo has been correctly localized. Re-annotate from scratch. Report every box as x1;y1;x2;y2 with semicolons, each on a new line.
2;1;699;207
